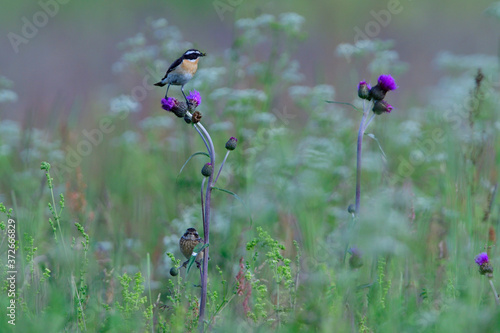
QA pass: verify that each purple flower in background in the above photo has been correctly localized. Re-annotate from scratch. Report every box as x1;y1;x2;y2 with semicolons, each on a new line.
377;74;398;92
161;97;177;111
348;247;363;269
187;90;202;107
475;252;494;276
475;252;489;266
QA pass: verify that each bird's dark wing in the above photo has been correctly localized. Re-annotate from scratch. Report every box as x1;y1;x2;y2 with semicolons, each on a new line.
161;57;183;79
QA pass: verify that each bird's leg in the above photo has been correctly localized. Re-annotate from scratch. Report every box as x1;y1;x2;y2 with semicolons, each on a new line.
181;86;191;107
164;84;171;99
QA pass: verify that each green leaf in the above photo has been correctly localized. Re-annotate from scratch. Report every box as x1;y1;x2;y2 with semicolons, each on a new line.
178;151;210;176
186;243;209;274
212;187;244;203
366;133;386;159
212;187;253;227
325;100;360;112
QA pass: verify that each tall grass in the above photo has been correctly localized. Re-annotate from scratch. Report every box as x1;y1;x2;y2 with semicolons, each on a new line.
1;12;500;332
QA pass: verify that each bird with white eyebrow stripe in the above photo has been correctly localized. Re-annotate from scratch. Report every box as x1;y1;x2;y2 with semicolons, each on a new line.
154;49;206;105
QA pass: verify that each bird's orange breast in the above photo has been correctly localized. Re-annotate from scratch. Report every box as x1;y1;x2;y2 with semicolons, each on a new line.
179;58;199;75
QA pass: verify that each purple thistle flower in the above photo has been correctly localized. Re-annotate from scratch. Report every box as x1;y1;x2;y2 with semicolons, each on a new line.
187;90;202;107
161;97;177;111
349;247;361;256
475;252;489;266
377;74;398;92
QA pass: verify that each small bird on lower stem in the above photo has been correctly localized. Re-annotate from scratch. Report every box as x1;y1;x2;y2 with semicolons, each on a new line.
179;227;204;263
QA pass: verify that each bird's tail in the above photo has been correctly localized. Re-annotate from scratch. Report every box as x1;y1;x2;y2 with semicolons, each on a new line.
154;81;166;87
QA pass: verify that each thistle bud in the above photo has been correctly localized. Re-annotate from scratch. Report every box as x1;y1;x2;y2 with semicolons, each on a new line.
372;100;393;115
357;81;371;100
225;137;238;151
170;267;179;276
369;84;386;101
479;263;494;276
201;163;213;177
161;97;187;118
348;247;363;269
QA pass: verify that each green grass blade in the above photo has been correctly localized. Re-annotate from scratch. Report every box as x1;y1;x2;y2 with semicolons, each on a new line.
178;151;210;176
212;187;253;227
325;100;360;112
186;243;209;274
212;186;244;204
366;133;387;159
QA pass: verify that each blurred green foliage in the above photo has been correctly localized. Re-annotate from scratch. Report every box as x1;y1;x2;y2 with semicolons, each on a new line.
1;9;500;333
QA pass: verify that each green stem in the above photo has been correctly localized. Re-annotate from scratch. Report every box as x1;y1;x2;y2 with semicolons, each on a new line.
488;277;500;306
355;102;371;215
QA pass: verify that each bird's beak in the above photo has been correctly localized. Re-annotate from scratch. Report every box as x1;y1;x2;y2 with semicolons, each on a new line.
201;52;207;56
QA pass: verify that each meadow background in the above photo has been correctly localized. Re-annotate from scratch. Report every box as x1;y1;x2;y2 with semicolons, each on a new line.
1;0;500;332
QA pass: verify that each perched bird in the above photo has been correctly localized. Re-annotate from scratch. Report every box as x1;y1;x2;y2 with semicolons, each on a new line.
154;49;206;104
179;227;204;262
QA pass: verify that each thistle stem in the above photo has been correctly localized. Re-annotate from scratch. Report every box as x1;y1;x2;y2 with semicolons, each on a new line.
214;151;230;184
363;113;376;132
488;278;500;306
193;121;212;157
193;121;215;330
201;178;206;225
355;101;371;215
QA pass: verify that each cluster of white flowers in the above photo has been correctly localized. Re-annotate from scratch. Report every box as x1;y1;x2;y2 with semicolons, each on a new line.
109;95;140;115
279;12;305;34
297;137;345;171
211;88;267;104
393;120;422;146
336;39;389;59
139;115;174;130
0;89;18;104
111;130;140;146
434;51;498;73
289;84;335;106
190;67;227;90
485;2;500;20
